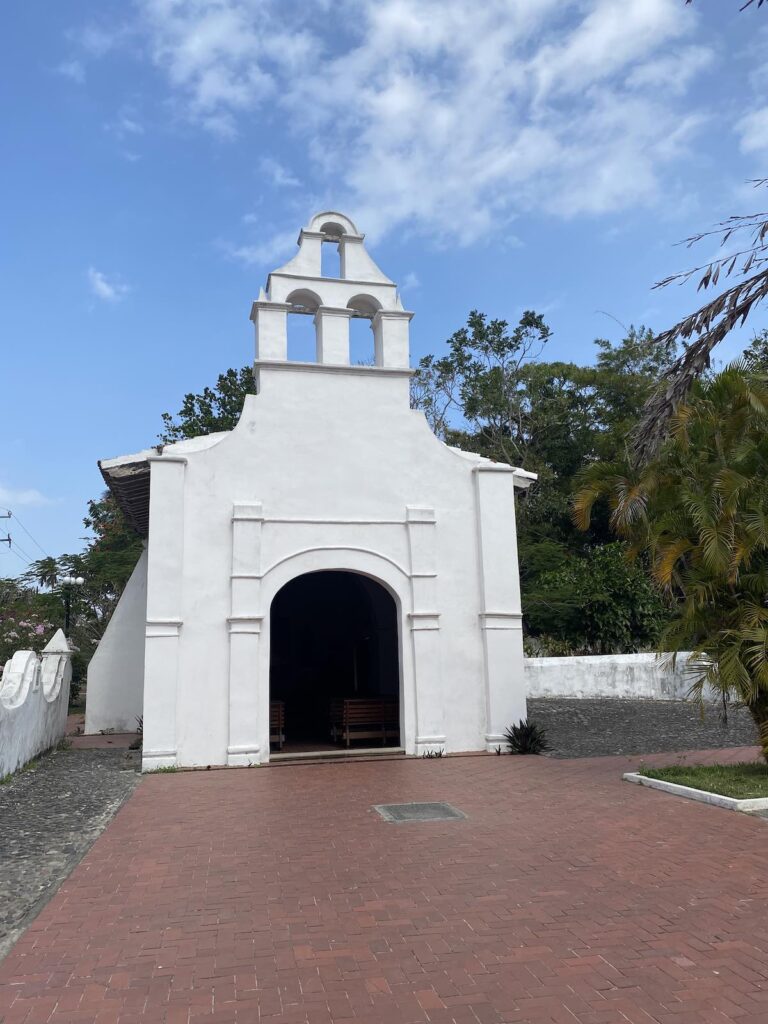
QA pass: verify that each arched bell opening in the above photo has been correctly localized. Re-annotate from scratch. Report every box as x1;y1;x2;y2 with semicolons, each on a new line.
285;288;321;362
347;294;381;365
269;570;401;753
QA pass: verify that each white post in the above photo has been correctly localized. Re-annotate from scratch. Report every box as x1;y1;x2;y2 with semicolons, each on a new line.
251;302;291;361
314;307;352;365
372;311;413;368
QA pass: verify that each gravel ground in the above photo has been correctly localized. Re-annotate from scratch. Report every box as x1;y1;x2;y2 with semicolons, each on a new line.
528;697;759;759
0;747;140;961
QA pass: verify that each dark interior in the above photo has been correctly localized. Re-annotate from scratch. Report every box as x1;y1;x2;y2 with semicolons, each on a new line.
269;571;400;750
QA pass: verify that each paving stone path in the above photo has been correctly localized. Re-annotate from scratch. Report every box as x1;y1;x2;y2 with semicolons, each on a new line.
1;745;767;1023
0;748;140;962
529;696;757;758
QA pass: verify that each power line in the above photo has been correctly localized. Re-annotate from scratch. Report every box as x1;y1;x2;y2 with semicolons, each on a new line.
1;544;31;570
0;508;50;559
7;536;36;565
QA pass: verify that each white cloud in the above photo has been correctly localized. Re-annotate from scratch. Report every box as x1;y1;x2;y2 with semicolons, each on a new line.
626;45;713;95
0;486;51;508
97;0;713;245
107;106;144;139
220;229;298;266
401;272;420;291
737;107;768;154
55;59;85;83
259;157;300;188
87;267;130;303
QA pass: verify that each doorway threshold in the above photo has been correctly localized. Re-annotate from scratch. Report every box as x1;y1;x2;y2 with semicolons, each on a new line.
269;746;406;765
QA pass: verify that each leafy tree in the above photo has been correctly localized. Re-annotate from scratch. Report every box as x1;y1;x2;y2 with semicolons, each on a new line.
524;544;668;656
574;363;768;760
411;312;679;652
0;578;59;666
160;366;255;442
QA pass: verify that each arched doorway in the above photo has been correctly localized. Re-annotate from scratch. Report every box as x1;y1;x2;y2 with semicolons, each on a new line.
269;571;400;753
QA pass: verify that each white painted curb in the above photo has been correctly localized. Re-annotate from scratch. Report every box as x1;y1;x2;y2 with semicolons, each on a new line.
623;772;768;813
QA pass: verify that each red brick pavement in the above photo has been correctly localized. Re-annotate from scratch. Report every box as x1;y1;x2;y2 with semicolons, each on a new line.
2;747;768;1024
66;714;138;750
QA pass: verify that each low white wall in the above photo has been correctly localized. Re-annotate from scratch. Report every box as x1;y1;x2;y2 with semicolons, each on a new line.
86;548;147;734
524;652;713;701
0;631;72;777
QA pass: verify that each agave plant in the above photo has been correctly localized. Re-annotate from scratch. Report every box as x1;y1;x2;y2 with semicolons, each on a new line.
573;362;768;761
504;719;550;755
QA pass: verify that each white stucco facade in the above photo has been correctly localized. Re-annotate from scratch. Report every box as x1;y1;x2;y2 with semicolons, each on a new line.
90;212;533;770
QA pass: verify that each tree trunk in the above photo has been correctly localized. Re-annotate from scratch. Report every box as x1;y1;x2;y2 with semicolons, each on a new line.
748;693;768;763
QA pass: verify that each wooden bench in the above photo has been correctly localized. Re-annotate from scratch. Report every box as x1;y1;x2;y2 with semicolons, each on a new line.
329;697;398;747
270;700;285;750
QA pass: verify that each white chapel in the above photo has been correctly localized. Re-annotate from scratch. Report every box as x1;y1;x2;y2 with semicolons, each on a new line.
86;212;534;769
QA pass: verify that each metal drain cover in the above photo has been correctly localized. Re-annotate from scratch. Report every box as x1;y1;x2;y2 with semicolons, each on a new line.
374;801;466;822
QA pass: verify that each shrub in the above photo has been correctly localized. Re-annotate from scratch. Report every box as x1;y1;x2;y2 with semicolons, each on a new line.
504;719;550;755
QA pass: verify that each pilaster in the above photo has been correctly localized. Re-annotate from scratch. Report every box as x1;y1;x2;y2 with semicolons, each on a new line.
142;456;186;770
474;466;527;750
227;501;264;765
406;505;444;753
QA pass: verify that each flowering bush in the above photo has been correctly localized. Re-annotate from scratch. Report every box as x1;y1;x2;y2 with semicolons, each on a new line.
0;583;59;668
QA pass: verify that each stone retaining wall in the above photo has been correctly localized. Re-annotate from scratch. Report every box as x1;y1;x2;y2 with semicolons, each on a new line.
528;698;757;759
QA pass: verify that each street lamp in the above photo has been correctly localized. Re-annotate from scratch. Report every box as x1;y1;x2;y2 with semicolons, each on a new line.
60;576;85;634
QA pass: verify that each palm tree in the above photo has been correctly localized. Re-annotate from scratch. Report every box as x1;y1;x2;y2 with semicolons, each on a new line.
573;363;768;760
633;181;768;464
23;556;60;590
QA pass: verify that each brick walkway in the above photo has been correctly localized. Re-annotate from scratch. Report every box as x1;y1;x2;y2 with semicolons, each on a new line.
2;748;768;1024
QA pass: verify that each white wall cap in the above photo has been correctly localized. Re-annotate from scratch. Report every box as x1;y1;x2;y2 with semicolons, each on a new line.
255;359;414;378
512;468;537;489
267;272;397;291
249;300;292;320
41;629;72;655
372;309;415;323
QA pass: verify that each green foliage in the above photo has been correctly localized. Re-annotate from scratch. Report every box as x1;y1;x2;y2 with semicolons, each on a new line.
160;365;256;442
11;492;144;695
0;577;59;665
504;719;550;755
524;544;668;655
744;329;768;372
574;362;768;760
412;313;679;652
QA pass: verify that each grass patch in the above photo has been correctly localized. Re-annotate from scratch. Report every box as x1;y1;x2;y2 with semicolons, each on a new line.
640;761;768;800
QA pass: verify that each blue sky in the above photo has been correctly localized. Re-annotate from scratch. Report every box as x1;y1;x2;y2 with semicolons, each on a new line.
1;0;767;570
